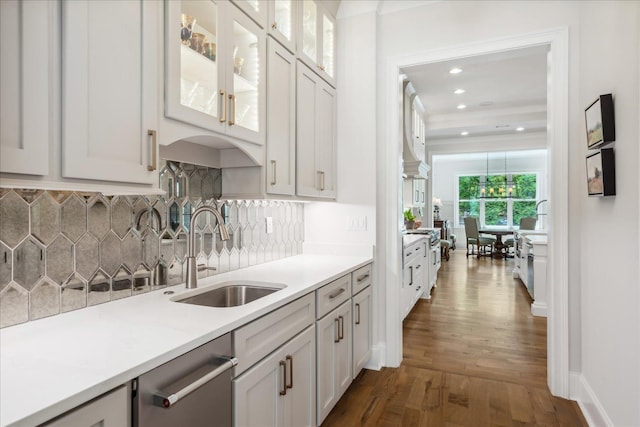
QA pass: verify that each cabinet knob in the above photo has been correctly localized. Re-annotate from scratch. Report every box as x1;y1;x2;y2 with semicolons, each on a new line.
272;22;278;30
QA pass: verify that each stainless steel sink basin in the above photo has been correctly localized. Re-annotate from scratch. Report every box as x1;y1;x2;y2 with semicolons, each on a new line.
174;281;285;308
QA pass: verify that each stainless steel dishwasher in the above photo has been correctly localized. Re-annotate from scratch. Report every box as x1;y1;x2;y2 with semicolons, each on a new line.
133;333;237;427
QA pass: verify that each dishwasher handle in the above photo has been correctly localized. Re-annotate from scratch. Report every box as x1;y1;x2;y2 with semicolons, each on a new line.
153;355;238;409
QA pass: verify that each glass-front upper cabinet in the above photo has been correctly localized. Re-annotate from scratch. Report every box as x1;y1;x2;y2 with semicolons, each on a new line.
268;0;297;53
298;0;335;87
231;0;267;28
165;0;265;145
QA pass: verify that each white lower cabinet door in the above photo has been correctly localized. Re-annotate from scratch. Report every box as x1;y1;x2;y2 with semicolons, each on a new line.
234;326;315;427
316;300;352;425
282;326;316;427
352;286;372;378
43;385;129;427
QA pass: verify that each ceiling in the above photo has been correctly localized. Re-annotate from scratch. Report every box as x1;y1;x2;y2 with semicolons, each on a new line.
401;45;549;141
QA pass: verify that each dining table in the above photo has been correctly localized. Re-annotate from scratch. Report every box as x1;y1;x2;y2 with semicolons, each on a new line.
478;228;515;258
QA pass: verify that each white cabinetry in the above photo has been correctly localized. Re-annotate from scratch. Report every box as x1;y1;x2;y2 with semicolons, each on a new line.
165;0;266;146
0;0;51;176
403;239;426;319
43;385;130;427
266;38;296;196
234;326;316;427
296;62;336;199
298;0;336;87
429;241;441;291
61;0;159;185
316;299;351;424
352;284;372;377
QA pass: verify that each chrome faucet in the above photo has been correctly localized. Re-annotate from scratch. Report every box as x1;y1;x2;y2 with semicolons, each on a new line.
185;205;230;289
535;199;548;218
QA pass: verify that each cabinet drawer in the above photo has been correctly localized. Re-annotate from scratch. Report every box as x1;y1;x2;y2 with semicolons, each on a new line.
316;274;351;319
352;264;372;295
403;240;424;266
234;293;315;375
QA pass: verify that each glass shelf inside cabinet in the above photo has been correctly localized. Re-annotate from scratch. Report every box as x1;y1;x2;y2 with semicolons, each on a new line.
180;0;219;117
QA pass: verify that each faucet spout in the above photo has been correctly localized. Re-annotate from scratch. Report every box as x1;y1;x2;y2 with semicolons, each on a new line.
185;205;230;289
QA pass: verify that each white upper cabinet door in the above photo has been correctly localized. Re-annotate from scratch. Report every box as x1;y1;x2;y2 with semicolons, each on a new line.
296;62;336;199
231;0;267;28
268;0;297;53
165;1;265;146
0;0;51;175
62;0;159;185
298;0;335;87
266;38;295;196
315;79;336;199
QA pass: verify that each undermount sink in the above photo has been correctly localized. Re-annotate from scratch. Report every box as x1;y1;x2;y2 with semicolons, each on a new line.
174;281;286;308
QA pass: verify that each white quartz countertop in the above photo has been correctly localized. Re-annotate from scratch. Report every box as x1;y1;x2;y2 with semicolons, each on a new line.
525;235;548;245
0;254;371;427
402;234;427;248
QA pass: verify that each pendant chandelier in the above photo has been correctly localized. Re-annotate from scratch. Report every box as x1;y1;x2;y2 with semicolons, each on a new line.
478;152;516;199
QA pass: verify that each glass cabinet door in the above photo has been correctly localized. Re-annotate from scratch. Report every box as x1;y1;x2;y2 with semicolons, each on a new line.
300;0;317;66
165;0;225;134
298;0;335;87
225;5;265;144
269;0;296;53
321;11;335;83
180;1;219;118
231;0;267;28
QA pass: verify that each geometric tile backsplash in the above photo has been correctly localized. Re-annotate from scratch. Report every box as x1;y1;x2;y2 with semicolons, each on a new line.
0;161;305;328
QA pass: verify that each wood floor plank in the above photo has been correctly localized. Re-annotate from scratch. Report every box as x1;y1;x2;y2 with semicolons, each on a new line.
322;251;587;426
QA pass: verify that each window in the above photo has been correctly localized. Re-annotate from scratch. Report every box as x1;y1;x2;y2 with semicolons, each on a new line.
456;173;538;228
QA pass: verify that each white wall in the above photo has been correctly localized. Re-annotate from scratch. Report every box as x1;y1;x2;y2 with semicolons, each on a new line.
576;2;640;425
364;0;638;425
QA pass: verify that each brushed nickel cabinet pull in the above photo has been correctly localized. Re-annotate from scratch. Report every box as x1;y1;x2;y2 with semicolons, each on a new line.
147;130;157;171
328;287;346;300
338;315;344;340
355;303;361;325
228;94;236;126
219;90;227;122
334;318;340;343
285;355;293;389
409;266;413;286
319;171;325;191
270;160;277;185
356;273;370;282
279;360;287;395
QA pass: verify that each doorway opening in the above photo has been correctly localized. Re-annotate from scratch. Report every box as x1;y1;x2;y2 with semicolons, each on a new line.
383;28;569;398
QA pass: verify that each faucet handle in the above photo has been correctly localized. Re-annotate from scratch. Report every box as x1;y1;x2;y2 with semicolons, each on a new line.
197;264;217;272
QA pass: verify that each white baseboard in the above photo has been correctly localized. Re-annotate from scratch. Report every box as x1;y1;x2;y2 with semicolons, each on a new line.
364;343;384;371
570;371;614;427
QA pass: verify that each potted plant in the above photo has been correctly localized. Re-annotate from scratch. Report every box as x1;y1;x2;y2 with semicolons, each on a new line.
404;208;416;230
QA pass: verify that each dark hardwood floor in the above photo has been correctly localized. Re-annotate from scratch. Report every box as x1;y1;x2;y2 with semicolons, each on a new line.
322;249;586;426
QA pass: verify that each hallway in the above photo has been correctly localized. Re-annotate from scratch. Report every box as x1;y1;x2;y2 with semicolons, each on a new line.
322;250;587;426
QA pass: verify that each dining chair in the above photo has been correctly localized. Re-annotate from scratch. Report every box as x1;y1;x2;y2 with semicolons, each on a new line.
464;216;495;258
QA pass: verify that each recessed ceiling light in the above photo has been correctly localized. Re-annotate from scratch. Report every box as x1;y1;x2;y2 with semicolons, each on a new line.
457;104;467;110
454;89;465;95
461;131;469;136
516;127;525;132
449;67;463;74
